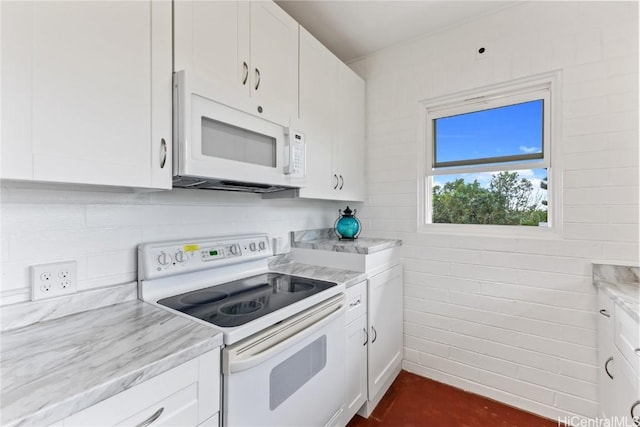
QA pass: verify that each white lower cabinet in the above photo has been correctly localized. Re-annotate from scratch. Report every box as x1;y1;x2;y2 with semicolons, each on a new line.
597;291;640;426
339;254;403;424
344;282;368;424
366;265;403;405
62;350;220;427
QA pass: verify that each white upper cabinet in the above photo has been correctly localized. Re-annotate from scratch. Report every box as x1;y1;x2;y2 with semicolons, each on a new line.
298;27;365;202
249;2;299;120
298;27;338;200
1;1;172;189
336;62;366;202
174;1;298;127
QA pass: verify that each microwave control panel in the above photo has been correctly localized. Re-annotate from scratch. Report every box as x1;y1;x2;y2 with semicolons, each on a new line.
284;130;305;178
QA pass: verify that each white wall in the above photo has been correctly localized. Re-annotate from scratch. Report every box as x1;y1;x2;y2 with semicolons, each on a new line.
0;185;340;305
352;1;638;421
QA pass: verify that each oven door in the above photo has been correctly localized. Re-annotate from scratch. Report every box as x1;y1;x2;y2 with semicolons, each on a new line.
222;295;346;427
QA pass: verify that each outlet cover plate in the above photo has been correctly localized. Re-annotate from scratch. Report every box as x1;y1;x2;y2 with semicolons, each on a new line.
31;261;78;301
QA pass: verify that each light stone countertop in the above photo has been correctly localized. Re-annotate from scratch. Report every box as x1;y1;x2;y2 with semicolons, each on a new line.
2;255;369;426
269;256;367;288
291;228;402;255
1;300;223;427
593;264;640;322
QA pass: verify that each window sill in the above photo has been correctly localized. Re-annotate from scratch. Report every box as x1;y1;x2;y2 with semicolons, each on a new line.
417;222;562;240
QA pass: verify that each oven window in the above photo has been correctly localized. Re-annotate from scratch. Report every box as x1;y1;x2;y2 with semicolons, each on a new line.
269;336;327;410
201;116;276;167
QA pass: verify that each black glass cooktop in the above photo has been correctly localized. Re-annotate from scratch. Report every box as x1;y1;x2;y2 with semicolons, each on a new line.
157;273;336;327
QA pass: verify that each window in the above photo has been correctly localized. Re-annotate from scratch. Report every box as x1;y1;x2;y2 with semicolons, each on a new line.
419;75;558;231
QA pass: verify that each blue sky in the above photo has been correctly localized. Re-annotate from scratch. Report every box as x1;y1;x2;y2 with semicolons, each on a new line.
433;100;547;206
435;100;544;163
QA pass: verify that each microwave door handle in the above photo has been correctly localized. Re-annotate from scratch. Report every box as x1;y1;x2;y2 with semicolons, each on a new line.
225;300;344;374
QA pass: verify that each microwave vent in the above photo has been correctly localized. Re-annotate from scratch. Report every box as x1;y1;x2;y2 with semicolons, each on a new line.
173;176;294;194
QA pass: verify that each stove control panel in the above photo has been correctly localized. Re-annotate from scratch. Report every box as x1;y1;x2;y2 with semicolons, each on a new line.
200;244;241;262
138;234;272;280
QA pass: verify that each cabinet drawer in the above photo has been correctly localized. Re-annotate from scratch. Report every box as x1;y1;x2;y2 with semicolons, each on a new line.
598;292;615;323
614;304;640;377
346;281;367;324
597;292;615;356
118;384;198;427
63;350;220;427
63;361;199;426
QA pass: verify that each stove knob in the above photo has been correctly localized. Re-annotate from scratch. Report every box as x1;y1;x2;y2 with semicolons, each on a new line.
175;250;187;263
229;245;239;255
249;242;257;251
157;251;172;266
258;241;266;251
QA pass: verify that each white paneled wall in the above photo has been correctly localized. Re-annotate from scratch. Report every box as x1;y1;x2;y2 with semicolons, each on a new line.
353;1;638;422
0;186;340;305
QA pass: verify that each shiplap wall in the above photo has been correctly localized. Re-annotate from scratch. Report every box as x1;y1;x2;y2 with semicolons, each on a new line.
350;1;638;421
0;186;341;305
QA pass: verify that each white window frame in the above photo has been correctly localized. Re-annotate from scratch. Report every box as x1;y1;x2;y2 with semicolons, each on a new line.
417;71;562;237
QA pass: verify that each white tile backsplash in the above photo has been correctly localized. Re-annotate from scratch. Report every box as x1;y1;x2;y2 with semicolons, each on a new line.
0;186;341;303
356;0;638;420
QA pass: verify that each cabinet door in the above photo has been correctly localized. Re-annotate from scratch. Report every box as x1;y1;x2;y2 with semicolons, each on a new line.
1;1;33;180
597;292;618;420
368;264;403;400
614;349;640;426
174;0;250;100
345;315;368;424
297;27;338;200
335;62;366;202
249;1;298;121
1;1;172;189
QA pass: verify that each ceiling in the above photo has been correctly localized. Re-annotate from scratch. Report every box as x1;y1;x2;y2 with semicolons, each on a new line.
276;1;517;63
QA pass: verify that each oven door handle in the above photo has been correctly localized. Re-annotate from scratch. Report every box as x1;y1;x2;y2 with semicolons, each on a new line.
223;295;345;374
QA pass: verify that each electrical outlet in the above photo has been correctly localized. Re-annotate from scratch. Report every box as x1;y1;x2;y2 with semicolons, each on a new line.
31;261;78;301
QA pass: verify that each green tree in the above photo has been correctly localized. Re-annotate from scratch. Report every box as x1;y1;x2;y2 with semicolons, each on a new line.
432;171;547;226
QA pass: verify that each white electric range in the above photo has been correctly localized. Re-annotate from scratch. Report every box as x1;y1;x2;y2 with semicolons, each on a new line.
138;234;346;427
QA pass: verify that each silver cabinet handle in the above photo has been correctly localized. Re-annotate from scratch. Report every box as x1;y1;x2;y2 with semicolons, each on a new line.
254;68;261;90
135;407;164;427
363;327;368;346
605;356;614;380
631;401;640;426
349;298;361;308
371;326;377;343
160;138;167;169
242;61;249;85
333;174;339;189
599;309;611;318
635;348;640;357
339;175;344;190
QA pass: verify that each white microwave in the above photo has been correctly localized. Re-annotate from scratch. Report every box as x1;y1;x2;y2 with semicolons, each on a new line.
172;70;305;193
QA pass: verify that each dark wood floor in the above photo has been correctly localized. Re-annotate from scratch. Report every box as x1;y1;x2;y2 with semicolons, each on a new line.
346;371;558;427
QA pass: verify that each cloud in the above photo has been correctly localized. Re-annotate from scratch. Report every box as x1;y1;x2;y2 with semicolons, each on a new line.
514;169;535;179
519;145;538;154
